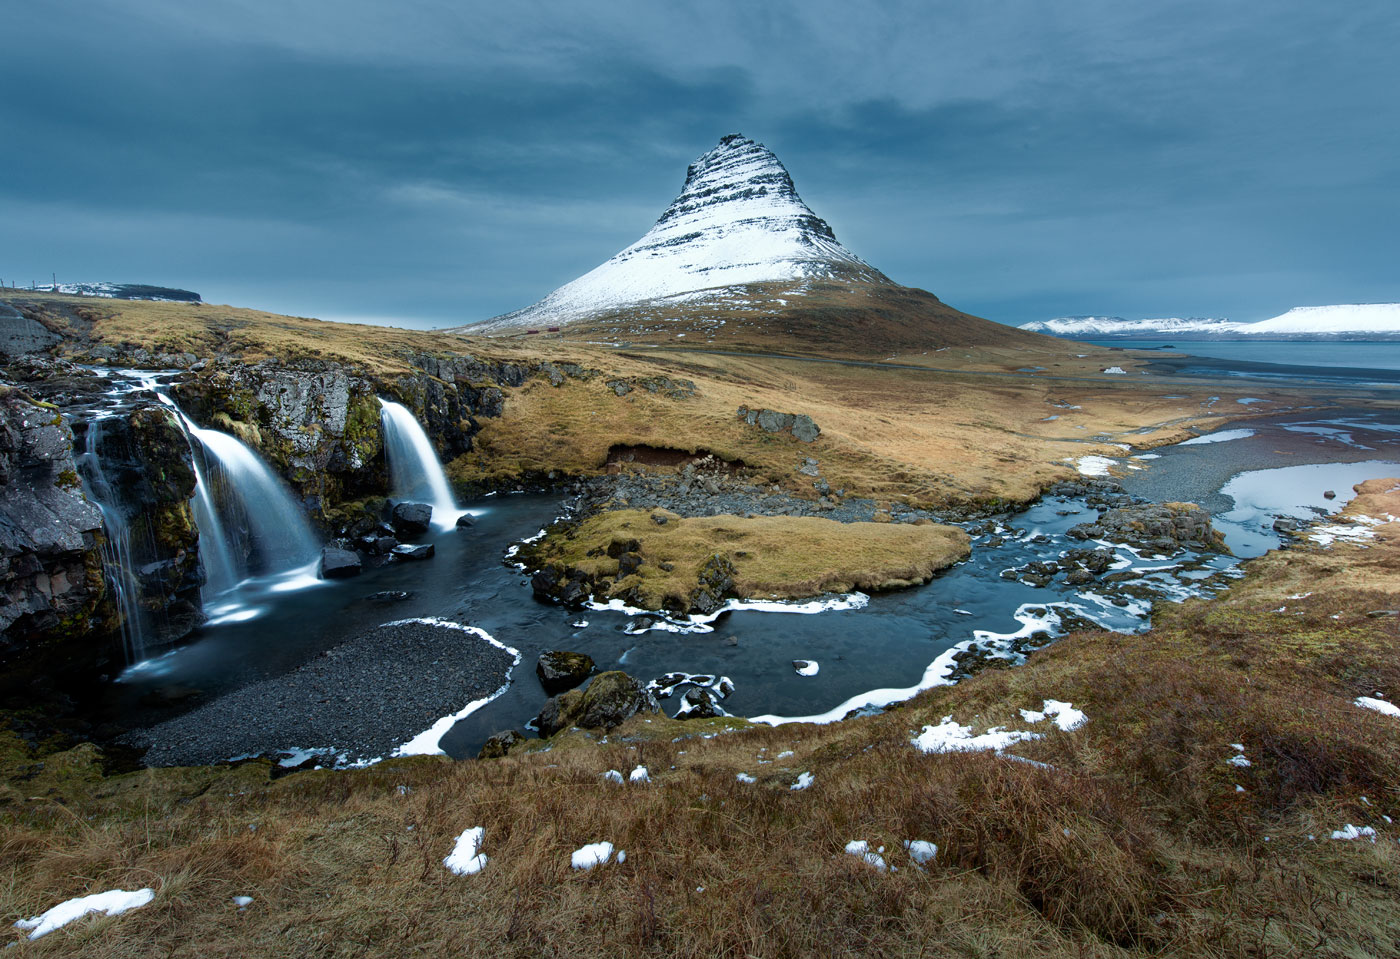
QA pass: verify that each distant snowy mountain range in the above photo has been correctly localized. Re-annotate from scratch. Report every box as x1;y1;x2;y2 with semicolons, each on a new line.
1022;304;1400;340
12;282;202;303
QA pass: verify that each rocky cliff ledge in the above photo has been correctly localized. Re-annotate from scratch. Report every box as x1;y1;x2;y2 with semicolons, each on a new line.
0;388;107;657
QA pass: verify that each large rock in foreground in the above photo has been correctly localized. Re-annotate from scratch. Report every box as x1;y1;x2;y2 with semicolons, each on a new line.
535;671;659;737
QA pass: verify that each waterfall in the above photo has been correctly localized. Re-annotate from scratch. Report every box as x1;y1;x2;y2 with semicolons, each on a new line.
139;381;323;623
74;417;148;661
176;415;323;621
378;399;469;529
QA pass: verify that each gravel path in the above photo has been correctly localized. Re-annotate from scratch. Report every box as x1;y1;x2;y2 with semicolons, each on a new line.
125;619;518;767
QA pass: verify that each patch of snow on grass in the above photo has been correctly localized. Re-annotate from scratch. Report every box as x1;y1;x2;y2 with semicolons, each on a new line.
629;765;650;783
1101;366;1128;375
1021;699;1088;731
571;841;615;869
790;771;815;790
1356;696;1400;718
736;772;757;783
1331;824;1376;841
14;888;155;940
844;840;889;871
1307;517;1383;547
444;826;488;875
904;840;938;866
912;716;1042;755
603;769;624;783
1075;455;1117;477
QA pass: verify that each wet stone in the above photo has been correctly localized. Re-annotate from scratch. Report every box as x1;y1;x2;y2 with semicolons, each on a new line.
536;650;596;695
320;546;362;579
390;502;433;537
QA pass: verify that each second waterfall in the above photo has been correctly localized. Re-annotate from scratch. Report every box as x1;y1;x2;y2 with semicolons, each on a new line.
378;399;469;530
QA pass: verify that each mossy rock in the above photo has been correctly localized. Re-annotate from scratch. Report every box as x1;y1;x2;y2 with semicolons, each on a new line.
535;670;659;737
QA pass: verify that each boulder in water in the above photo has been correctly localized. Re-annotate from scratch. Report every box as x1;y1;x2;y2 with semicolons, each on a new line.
536;650;596;695
390;502;433;537
455;513;476;528
365;589;412;604
320;546;362;579
390;543;435;561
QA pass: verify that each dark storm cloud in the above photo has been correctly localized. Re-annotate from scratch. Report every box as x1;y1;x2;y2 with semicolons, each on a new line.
2;0;1397;326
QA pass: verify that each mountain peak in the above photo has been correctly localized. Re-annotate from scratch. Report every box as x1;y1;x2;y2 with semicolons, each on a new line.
465;134;885;331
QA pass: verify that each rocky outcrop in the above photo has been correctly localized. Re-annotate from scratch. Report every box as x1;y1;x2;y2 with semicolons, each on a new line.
0;302;61;358
172;363;386;515
535;670;659;737
737;406;820;442
0;389;107;655
1068;502;1229;556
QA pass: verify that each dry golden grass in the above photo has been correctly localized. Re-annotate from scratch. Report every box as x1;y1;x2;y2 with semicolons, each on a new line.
4;485;1400;956
529;508;971;606
8;290;1350;508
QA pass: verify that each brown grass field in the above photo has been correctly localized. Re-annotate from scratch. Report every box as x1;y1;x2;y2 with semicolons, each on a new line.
3;483;1400;956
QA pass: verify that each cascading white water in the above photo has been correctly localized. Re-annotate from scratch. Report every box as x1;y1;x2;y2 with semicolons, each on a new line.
177;416;322;622
378;398;469;529
136;380;323;623
75;417;148;661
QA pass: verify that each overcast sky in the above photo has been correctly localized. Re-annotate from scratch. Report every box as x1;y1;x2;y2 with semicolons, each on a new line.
3;1;1397;328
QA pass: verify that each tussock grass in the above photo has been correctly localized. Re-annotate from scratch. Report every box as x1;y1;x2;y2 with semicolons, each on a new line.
5;487;1400;955
530;509;971;606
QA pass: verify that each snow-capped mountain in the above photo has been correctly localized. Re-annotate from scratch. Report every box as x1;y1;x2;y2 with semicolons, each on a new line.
459;134;891;333
1020;316;1236;337
1021;305;1400;340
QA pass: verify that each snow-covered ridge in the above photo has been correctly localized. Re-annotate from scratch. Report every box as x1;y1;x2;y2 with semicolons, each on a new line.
459;134;887;332
1021;305;1400;340
12;282;202;303
1020;316;1235;337
1247;304;1400;335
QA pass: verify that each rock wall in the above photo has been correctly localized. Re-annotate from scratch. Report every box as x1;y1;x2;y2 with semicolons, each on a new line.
0;389;107;656
172;362;388;515
75;407;204;646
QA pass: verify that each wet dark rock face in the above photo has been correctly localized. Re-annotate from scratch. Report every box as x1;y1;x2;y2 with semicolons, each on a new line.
83;407;205;646
0;388;106;656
